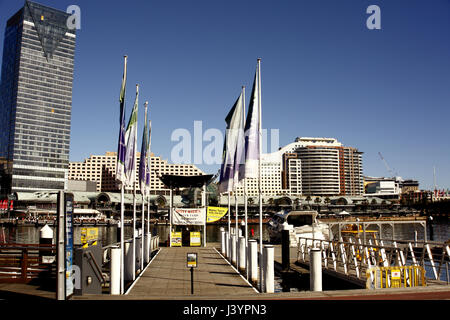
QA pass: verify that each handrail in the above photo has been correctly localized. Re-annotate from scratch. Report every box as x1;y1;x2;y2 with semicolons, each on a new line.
297;235;450;283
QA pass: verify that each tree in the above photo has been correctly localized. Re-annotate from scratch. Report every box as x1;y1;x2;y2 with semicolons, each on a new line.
305;195;312;206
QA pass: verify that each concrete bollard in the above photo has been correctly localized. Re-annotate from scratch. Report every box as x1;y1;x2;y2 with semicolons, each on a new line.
221;230;226;255
238;236;246;273
124;242;134;281
135;236;141;273
110;246;121;295
231;235;237;266
39;224;54;264
248;240;258;286
263;245;274;293
224;232;229;258
310;248;322;291
145;233;151;264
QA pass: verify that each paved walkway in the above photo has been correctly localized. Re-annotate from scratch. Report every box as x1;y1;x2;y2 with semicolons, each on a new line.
126;246;257;299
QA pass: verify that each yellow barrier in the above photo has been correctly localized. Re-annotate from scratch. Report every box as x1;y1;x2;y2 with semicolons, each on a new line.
366;266;426;289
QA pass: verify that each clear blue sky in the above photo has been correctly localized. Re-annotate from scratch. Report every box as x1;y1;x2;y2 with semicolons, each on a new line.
1;0;449;190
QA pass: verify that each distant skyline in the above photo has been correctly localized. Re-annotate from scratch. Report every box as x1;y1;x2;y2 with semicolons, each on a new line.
1;0;449;190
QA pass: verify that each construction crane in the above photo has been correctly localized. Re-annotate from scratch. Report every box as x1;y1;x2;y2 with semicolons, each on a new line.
378;152;398;177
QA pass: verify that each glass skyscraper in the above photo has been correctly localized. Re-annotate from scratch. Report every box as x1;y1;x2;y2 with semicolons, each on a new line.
0;1;76;195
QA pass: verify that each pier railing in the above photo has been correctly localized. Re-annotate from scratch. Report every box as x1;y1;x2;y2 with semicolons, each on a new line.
297;236;450;287
0;243;56;283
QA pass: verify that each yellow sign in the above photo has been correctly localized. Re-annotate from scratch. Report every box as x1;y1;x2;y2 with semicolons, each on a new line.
81;227;98;248
190;232;201;247
206;207;228;223
171;232;182;247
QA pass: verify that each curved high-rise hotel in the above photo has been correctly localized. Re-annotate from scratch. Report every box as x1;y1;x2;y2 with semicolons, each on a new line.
235;137;364;197
0;1;76;195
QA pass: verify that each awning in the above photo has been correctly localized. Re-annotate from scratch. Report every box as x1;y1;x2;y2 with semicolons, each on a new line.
159;174;214;189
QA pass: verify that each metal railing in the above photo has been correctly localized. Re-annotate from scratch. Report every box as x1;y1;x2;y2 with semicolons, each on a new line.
297;236;450;288
365;266;426;289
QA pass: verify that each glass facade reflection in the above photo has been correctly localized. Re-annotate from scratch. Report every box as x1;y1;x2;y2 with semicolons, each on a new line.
0;1;76;195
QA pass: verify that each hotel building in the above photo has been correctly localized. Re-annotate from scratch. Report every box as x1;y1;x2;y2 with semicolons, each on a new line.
69;152;205;195
0;1;76;194
235;137;364;197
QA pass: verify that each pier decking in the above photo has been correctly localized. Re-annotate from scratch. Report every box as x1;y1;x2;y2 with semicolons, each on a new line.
126;246;257;299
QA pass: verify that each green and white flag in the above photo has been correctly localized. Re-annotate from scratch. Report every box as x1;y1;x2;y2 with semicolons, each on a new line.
124;85;139;187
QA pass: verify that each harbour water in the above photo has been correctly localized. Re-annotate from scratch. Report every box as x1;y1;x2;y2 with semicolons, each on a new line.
0;220;447;246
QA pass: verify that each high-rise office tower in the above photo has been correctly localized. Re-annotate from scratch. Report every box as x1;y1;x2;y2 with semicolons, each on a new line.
0;1;76;194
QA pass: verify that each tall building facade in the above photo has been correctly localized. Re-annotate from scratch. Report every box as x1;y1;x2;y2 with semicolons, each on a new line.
235;137;364;197
69;152;205;195
0;1;76;195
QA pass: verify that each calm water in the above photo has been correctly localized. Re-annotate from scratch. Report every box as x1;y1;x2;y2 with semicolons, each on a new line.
0;221;447;245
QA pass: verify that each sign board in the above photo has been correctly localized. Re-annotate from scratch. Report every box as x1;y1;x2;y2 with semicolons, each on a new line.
187;253;198;268
391;269;401;279
171;232;182;247
190;232;201;247
81;227;98;248
65;193;74;298
206;207;228;223
172;208;205;225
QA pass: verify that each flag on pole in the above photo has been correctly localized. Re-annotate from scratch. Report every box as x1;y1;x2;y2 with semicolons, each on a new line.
124;85;139;187
218;92;244;194
116;56;127;183
139;102;149;195
239;67;260;181
145;119;152;195
233;87;246;187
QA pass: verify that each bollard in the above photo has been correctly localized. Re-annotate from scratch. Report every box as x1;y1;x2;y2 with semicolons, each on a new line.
110;246;121;295
221;230;226;255
231;235;237;266
238;236;246;273
39;224;54;264
263;245;274;293
145;233;151;264
225;232;229;258
124;242;134;281
310;248;322;292
248;240;258;286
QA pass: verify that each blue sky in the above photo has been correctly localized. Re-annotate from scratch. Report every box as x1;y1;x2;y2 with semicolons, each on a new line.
1;0;449;190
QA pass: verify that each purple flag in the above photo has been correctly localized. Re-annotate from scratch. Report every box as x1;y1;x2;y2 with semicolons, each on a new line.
239;66;260;181
116;56;127;183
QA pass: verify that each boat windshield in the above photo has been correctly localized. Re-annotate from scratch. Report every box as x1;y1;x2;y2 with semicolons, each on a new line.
286;214;313;227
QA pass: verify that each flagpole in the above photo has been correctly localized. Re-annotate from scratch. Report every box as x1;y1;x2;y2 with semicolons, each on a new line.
257;58;263;292
228;192;231;234
118;55;127;295
242;85;248;279
132;84;139;281
120;184;124;294
141;194;144;271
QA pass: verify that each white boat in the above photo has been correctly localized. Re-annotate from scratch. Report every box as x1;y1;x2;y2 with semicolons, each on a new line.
267;210;331;247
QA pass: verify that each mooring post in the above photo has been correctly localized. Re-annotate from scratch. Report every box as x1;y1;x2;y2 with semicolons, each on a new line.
310;248;322;291
110;246;121;295
225;231;229;258
238;236;246;273
248;240;258;286
231;234;237;266
263;245;274;293
220;228;226;255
